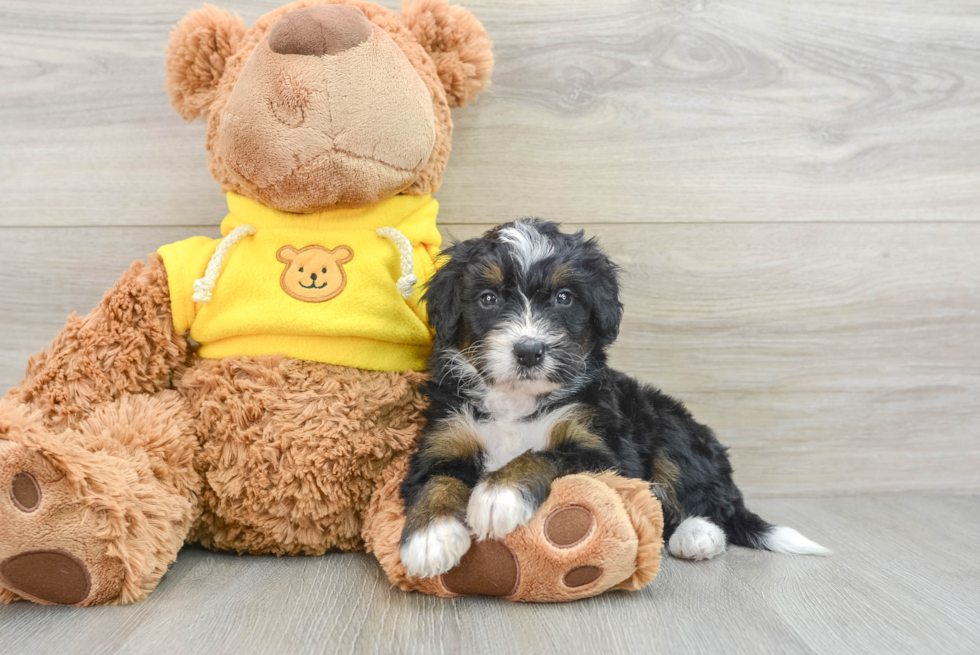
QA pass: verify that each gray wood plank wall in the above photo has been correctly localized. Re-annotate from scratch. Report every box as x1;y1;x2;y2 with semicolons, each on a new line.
1;0;978;496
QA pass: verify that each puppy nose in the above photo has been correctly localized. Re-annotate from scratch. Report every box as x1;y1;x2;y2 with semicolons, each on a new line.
513;340;546;368
268;5;372;57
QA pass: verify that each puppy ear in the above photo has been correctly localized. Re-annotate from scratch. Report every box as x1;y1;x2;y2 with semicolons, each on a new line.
586;239;624;349
400;0;494;108
424;241;470;351
166;5;247;120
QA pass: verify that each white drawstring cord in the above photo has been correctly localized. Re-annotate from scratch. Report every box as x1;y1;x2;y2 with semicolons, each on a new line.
376;227;417;299
192;224;257;303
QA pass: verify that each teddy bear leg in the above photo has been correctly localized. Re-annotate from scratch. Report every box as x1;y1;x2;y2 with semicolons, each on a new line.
0;391;201;606
365;471;664;602
9;254;190;436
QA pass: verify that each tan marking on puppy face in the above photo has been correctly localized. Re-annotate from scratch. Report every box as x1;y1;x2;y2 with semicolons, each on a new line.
482;263;504;286
421;415;484;462
550;264;573;288
403;476;471;537
276;244;353;303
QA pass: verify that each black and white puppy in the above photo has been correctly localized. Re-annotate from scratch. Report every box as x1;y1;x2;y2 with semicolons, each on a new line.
400;219;828;578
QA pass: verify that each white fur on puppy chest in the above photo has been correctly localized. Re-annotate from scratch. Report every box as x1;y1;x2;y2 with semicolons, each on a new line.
476;400;576;472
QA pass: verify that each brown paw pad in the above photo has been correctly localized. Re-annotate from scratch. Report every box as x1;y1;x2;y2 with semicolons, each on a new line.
442;539;519;597
544;505;594;548
10;472;41;513
563;565;603;588
0;550;91;605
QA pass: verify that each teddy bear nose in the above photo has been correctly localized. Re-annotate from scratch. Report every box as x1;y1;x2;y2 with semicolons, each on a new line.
268;4;372;57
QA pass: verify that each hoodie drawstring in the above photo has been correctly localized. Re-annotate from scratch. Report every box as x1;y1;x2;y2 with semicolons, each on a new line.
376;227;417;299
192;224;257;303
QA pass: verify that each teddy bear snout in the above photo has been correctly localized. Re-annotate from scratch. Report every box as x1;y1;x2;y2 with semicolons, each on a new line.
268;4;372;57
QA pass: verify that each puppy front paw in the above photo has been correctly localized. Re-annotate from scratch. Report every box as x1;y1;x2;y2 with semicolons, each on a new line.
400;518;472;578
467;481;538;541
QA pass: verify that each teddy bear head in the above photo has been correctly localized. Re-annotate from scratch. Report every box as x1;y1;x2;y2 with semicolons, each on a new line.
166;0;493;213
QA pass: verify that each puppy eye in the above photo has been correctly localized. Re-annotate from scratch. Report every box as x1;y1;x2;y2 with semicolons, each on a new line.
479;292;498;308
555;290;573;306
298;267;304;273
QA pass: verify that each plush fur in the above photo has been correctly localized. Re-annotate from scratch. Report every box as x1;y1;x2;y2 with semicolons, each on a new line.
181;358;429;555
399;220;829;577
10;255;192;434
166;5;248;121
166;0;493;210
0;0;493;607
400;0;494;108
0;392;199;605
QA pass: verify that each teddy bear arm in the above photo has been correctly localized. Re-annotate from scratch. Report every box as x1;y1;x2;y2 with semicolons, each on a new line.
8;253;190;433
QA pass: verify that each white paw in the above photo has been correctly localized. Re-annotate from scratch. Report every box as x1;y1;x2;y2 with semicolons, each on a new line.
467;481;536;541
400;518;472;578
668;517;727;561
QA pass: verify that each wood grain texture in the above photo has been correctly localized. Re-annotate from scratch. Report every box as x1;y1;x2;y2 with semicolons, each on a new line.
0;495;977;655
1;2;979;494
2;223;978;495
2;0;980;226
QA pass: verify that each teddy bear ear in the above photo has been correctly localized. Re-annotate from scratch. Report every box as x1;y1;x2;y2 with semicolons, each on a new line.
331;246;354;264
276;245;299;264
165;5;248;121
400;0;494;108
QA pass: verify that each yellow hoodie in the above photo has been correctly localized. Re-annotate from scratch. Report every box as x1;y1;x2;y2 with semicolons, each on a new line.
158;192;441;372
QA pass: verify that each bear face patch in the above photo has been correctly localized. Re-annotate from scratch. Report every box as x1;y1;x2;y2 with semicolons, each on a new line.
276;245;353;303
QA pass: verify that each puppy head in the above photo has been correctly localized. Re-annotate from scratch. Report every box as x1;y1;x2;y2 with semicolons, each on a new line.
425;219;622;394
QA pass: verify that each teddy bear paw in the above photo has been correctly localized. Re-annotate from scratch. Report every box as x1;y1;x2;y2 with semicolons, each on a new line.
0;439;122;606
370;471;663;602
436;474;663;601
438;499;605;598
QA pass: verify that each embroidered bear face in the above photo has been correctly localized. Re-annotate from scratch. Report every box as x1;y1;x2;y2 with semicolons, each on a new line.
276;245;354;303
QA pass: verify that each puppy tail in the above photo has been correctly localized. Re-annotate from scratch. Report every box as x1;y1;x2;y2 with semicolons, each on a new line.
724;504;831;556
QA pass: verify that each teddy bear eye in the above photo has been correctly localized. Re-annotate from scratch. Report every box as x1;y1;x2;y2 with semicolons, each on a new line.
322;267;327;274
298;267;304;273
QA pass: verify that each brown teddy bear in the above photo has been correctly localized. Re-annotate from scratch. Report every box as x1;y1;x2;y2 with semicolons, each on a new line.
0;0;663;606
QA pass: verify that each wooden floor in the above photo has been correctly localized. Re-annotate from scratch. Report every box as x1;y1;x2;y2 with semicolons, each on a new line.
1;495;978;655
